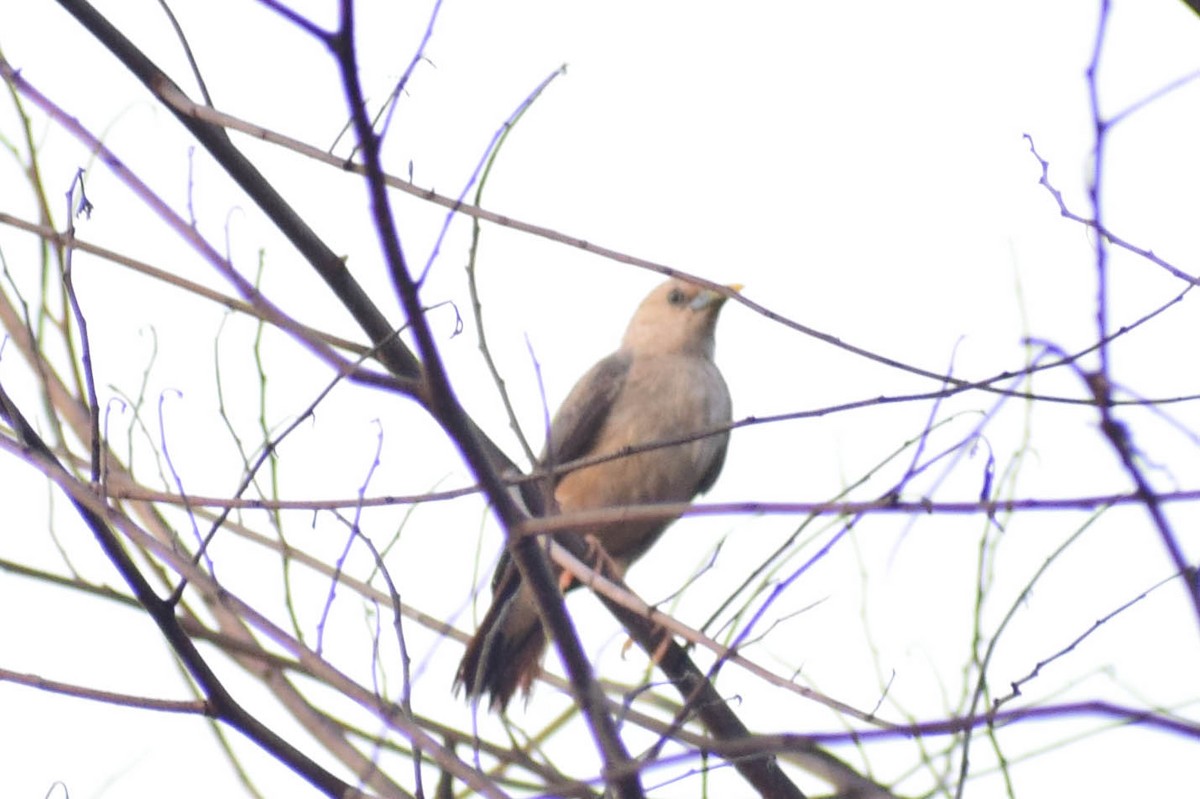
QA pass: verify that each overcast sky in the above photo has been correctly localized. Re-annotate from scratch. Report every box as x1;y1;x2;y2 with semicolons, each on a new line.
2;2;1199;797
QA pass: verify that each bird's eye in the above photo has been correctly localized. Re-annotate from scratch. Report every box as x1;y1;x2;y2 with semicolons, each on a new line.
667;287;686;306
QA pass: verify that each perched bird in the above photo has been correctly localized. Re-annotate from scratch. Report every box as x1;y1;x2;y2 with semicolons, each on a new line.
455;277;738;711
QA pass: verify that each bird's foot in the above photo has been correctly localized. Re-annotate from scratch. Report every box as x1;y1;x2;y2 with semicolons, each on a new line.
620;614;674;665
556;535;620;591
582;533;622;583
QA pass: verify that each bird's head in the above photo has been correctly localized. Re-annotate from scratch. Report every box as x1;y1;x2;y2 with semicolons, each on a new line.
621;278;741;358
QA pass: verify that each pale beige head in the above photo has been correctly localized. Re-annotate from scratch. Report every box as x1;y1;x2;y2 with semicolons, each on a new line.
620;278;740;358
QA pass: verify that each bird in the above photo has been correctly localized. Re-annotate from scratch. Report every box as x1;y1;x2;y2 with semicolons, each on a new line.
455;277;738;711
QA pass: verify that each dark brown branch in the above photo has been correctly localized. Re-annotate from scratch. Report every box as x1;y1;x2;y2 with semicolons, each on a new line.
320;3;644;798
49;0;511;468
0;383;363;799
44;3;819;796
94;78;1197;412
1090;374;1200;628
553;536;810;799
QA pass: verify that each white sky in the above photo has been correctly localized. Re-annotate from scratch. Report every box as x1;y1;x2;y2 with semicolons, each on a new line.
2;1;1199;797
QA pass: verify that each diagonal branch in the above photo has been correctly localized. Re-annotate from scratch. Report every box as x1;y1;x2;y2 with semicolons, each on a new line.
317;3;644;796
0;383;364;799
41;3;817;796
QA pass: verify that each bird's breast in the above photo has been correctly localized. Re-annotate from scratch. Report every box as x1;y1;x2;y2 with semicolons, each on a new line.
555;355;730;509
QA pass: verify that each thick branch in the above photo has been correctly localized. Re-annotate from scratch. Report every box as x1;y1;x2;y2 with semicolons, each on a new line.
51;0;516;475
0;385;362;799
320;4;642;796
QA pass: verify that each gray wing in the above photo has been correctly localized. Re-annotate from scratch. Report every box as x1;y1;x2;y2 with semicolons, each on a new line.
499;352;629;593
542;352;631;470
695;434;729;495
692;361;733;495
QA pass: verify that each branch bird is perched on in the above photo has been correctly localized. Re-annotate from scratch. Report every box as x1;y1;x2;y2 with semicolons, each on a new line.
455;277;739;711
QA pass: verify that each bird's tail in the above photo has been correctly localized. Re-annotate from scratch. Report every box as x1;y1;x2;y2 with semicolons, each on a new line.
455;580;547;712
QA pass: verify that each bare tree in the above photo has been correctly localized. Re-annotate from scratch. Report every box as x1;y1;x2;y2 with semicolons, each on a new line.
1;2;1198;798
